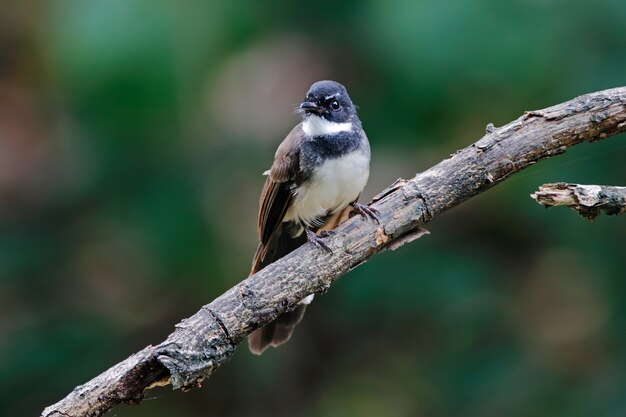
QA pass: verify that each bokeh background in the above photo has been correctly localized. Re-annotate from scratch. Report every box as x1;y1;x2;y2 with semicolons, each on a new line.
2;1;626;416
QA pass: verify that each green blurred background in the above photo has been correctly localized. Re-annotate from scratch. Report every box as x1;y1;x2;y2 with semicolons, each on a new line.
1;1;626;416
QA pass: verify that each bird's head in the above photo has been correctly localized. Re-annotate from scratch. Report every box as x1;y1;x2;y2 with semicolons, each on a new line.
299;80;356;124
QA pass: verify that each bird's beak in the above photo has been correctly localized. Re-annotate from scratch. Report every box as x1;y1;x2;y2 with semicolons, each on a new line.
300;101;323;114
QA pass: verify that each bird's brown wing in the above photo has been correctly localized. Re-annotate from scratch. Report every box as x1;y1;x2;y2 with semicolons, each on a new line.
248;124;313;354
257;124;304;245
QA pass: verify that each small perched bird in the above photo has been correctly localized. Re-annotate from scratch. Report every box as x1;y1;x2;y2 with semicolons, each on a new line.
248;80;379;355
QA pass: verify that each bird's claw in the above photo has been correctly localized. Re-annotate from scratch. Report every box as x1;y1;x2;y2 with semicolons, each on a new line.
351;202;381;224
318;230;333;238
306;229;332;253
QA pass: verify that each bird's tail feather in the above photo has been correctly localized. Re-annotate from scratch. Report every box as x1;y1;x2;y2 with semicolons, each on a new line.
248;223;308;355
248;304;307;355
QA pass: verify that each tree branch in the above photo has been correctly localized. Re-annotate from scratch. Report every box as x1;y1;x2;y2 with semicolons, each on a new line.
42;87;626;417
531;182;626;220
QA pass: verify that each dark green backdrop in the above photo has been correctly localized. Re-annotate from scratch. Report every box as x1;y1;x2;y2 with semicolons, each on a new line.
1;1;625;416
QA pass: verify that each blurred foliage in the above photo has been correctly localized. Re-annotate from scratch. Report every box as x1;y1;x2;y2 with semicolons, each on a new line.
1;0;626;416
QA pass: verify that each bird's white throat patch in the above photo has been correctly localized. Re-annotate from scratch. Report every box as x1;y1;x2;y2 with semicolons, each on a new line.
302;115;352;136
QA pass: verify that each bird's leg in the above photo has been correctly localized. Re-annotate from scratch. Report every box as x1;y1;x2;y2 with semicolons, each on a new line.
305;229;332;253
351;202;381;224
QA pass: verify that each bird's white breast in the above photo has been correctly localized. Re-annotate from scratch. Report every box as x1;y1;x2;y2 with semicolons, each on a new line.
286;149;370;227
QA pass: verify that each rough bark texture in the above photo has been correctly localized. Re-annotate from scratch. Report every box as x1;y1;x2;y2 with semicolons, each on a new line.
531;182;626;220
42;87;626;417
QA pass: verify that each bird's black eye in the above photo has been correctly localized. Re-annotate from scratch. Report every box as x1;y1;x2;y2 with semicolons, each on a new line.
330;100;341;111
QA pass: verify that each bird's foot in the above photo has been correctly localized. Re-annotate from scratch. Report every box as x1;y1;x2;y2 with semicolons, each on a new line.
351;202;380;224
318;230;334;238
306;229;332;253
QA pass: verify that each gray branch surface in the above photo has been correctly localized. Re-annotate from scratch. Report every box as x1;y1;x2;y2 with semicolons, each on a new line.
42;87;626;417
531;182;626;220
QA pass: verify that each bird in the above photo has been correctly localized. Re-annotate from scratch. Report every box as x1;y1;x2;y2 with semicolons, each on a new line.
248;80;379;355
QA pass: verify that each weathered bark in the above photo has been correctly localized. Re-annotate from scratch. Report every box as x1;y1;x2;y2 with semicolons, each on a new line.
42;87;626;417
531;182;626;220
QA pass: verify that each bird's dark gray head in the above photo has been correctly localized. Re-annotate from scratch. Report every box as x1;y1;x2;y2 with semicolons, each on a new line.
299;80;357;124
